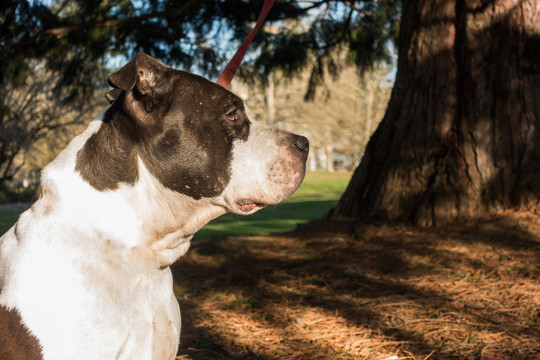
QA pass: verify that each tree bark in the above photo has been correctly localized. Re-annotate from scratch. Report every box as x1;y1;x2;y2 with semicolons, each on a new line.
326;144;335;172
266;72;275;124
331;0;540;226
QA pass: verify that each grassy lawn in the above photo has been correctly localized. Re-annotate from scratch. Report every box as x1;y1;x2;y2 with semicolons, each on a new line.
0;171;351;237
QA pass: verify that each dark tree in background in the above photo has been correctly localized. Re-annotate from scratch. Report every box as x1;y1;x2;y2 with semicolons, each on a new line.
331;0;540;226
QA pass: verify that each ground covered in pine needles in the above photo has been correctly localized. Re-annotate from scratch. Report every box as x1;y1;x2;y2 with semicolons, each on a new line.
173;212;540;360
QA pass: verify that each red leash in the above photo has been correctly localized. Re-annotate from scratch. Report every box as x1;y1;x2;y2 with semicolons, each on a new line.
216;0;275;89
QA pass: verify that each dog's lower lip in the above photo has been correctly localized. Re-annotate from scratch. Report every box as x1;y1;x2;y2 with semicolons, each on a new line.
235;200;265;212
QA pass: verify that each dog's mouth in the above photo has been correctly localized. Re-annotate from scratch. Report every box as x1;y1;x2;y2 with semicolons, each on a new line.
233;183;302;214
235;199;267;213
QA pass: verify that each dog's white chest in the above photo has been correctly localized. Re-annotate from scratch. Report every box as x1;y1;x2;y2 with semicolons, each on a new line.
0;215;181;360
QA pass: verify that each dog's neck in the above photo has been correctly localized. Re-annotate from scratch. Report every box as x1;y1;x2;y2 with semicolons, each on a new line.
36;112;226;268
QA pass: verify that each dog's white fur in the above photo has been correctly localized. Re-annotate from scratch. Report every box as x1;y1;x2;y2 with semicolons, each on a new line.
0;108;305;359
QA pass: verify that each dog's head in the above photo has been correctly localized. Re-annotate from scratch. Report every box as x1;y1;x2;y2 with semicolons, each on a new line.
78;53;308;218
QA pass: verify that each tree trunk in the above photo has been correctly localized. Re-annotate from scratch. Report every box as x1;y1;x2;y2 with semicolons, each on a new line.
266;72;275;124
331;0;540;226
326;144;335;172
364;73;375;137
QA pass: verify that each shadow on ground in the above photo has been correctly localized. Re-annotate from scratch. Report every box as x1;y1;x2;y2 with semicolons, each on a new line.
173;212;540;360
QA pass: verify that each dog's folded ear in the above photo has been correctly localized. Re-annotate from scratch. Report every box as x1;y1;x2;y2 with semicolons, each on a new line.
107;55;138;93
106;53;171;111
105;88;122;104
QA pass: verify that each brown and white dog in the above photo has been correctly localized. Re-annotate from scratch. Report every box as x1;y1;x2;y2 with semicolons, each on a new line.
0;53;308;359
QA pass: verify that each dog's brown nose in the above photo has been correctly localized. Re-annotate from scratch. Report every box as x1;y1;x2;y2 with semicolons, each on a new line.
292;135;309;157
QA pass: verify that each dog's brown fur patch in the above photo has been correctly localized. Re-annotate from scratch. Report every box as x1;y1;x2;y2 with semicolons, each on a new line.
0;305;43;360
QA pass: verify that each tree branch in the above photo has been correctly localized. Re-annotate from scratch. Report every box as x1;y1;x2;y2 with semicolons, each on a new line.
3;0;207;43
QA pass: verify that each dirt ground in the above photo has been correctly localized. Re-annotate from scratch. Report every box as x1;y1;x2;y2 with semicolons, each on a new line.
173;211;540;360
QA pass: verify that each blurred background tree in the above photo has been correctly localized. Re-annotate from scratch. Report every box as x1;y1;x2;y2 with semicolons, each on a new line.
232;62;393;172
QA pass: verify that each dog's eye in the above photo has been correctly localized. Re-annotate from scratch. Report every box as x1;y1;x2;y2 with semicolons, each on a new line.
224;109;239;122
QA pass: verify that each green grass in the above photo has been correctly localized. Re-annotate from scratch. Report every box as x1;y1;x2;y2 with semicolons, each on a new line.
0;171;352;238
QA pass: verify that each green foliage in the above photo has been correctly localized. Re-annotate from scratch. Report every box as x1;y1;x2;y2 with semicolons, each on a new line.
346;1;401;70
1;1;400;101
251;1;401;95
